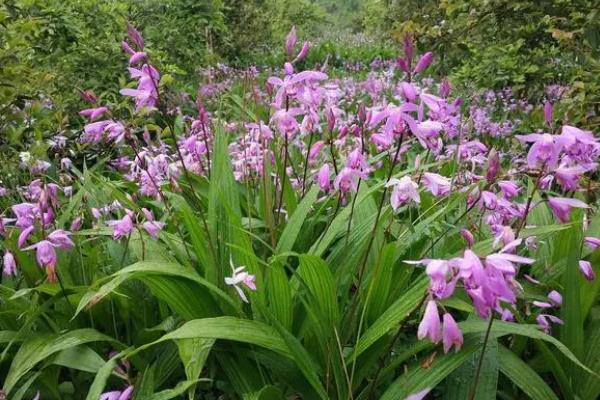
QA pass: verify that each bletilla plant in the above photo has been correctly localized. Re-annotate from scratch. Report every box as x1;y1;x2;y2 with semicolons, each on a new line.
0;25;599;400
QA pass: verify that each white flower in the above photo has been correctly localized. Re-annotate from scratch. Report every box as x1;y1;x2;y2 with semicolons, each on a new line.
225;257;256;303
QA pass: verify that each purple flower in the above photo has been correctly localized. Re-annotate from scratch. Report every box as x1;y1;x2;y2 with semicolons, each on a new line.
70;217;83;231
414;52;433;73
579;260;595;281
126;22;144;49
497;181;520;199
536;314;563;333
417;300;441;344
516;133;560;170
3;251;17;276
100;385;134;400
460;228;474;248
386;176;420;210
399;81;417;101
293;41;310;63
547;290;562;306
24;240;58;282
142;221;165;239
317;164;331;192
18;226;35;249
554;164;586;191
106;215;135;239
404;388;431;400
547;197;588;223
47;230;74;250
285;26;297;58
422;172;451;197
333;167;367;193
543;101;553;124
79;106;108;121
584;236;600;249
442;313;463;353
486;149;500;182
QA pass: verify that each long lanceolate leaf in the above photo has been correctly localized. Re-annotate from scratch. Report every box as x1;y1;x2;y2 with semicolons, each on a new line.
559;212;584;386
3;329;118;395
498;344;559;400
348;276;428;361
129;316;328;399
74;261;240;319
459;319;597;376
380;334;481;400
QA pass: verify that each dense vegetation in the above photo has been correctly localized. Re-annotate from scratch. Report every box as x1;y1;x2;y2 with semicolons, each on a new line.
1;1;599;399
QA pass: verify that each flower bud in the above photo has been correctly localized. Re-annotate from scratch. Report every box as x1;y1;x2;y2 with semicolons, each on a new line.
543;101;553;125
414;52;433;73
285;26;297;58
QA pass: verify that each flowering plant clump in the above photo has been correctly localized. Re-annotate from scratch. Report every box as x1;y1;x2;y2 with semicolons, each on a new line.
0;24;599;400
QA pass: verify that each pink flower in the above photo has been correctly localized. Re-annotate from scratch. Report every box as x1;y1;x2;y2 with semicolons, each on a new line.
308;140;325;164
24;240;58;282
398;81;417;101
79;107;108;121
554;164;586;191
404;388;431;400
536;314;563;333
547;197;588;223
70;217;83;231
422;172;451;197
442;313;463;353
460;228;474;248
3;251;17;276
516;133;560;170
18;226;35;249
579;260;595;281
414;52;433;73
142;221;165;239
293;41;310;63
417;300;441;344
128;51;147;65
497;181;520;199
106;215;135;240
543;101;553;124
547;290;562;306
386;176;420;210
47;230;74;250
333;167;367;193
317;164;331;192
285;26;297;58
584;236;600;249
100;385;134;400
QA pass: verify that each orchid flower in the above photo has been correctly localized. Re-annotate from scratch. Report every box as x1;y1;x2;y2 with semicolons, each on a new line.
225;257;256;303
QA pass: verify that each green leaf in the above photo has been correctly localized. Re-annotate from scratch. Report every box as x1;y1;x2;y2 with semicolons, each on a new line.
380;334;480;400
444;326;498;400
132;316;290;357
86;350;131;400
3;329;116;395
74;261;238;319
460;320;596;377
294;255;340;331
559;212;584;385
498;344;559;400
52;345;105;374
148;380;205;400
176;338;214;400
276;185;318;254
349;276;428;361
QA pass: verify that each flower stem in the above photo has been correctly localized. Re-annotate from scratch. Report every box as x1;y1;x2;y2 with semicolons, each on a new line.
469;315;494;400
